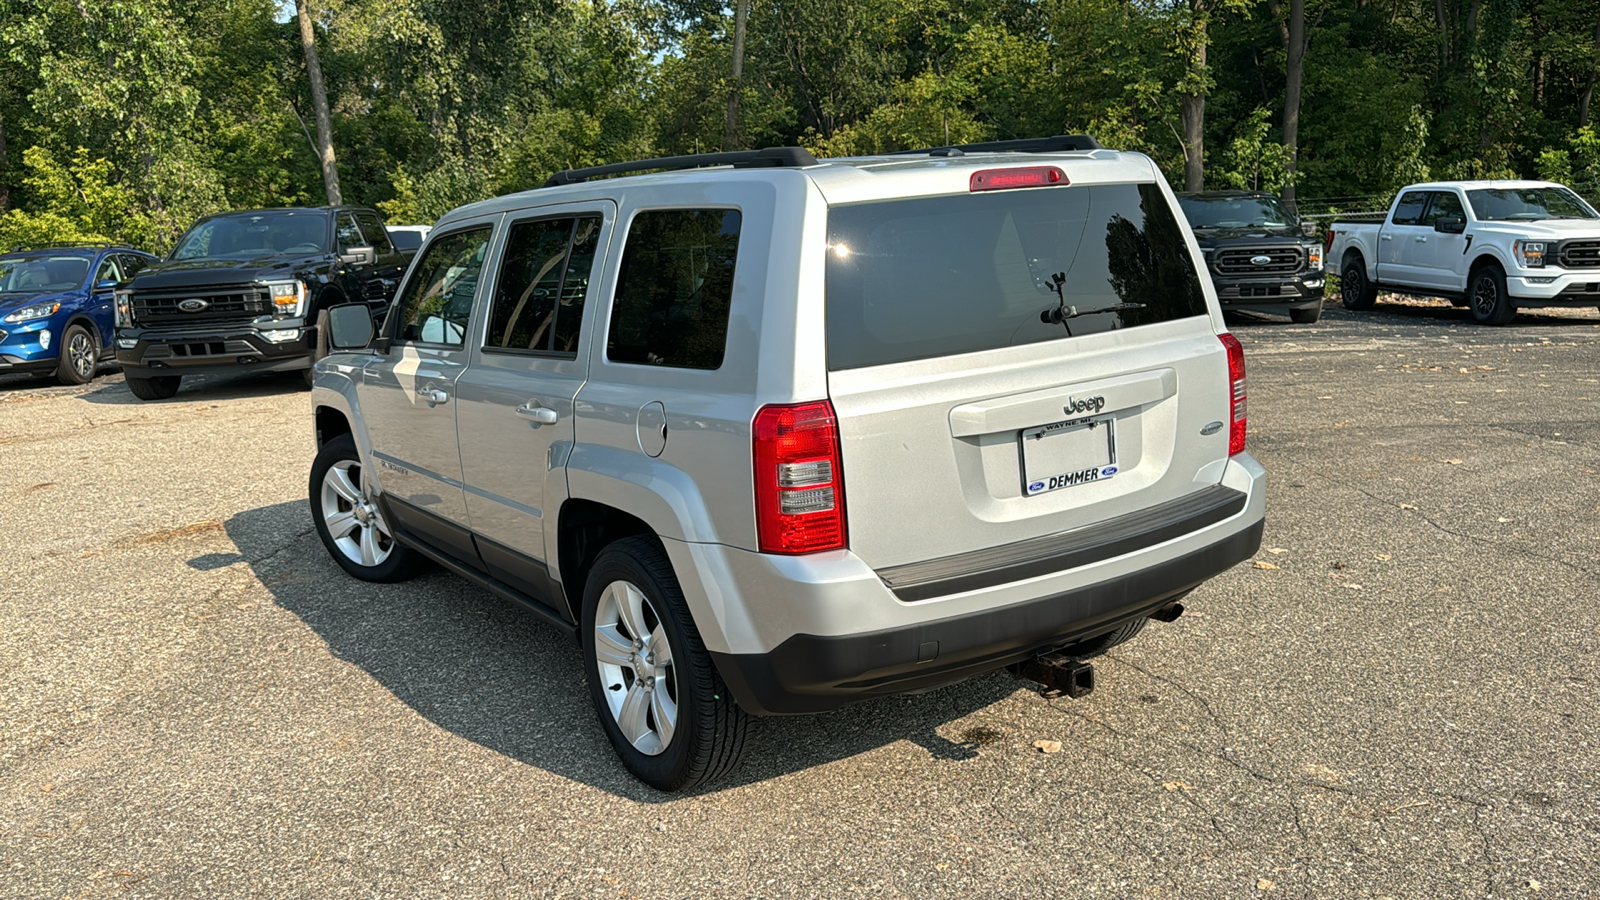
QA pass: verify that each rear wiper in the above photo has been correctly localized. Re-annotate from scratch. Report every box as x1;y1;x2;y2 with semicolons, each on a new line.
1040;272;1146;327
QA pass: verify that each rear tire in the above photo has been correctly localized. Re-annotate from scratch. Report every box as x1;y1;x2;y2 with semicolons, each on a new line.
1468;264;1515;325
582;536;747;791
1057;618;1147;658
126;374;181;401
1340;256;1377;310
1289;304;1322;324
55;323;98;385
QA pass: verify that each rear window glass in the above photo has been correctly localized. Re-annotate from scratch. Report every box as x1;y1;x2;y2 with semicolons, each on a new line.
825;183;1207;370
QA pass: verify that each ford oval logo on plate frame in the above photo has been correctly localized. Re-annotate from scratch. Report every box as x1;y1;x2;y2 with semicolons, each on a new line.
1249;255;1272;266
177;298;209;313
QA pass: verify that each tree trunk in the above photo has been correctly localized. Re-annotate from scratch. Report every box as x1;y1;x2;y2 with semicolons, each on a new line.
1582;22;1600;128
1282;0;1304;202
296;0;342;206
1178;1;1208;192
0;105;8;214
725;0;749;151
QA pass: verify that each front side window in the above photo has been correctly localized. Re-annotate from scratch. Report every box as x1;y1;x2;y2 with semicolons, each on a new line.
172;212;328;259
1390;192;1429;226
354;212;396;257
392;227;492;347
93;256;122;287
335;213;364;254
1467;187;1599;221
486;215;601;356
606;209;741;370
1420;191;1465;226
825;182;1207;370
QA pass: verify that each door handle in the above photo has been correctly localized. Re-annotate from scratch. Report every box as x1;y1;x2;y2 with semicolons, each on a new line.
417;387;449;404
1381;234;1393;241
516;404;559;425
1416;236;1428;242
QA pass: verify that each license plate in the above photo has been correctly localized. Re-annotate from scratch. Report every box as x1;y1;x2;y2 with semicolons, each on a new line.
1021;416;1117;496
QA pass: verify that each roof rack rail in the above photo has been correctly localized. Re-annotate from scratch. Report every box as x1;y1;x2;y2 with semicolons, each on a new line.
8;240;118;252
544;146;818;188
887;134;1104;157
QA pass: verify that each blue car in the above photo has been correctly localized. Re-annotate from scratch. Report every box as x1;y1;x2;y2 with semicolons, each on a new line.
0;244;157;384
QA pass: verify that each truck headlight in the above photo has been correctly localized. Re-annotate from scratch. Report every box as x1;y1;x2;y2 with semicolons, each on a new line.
1304;243;1323;271
1514;240;1546;269
265;280;308;317
114;290;134;328
3;301;61;324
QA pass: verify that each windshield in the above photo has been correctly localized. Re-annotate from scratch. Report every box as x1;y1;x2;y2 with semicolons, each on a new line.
1177;195;1291;228
171;211;330;260
0;255;89;293
1466;188;1598;221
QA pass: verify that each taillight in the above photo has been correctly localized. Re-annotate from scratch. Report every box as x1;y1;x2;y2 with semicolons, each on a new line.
1324;228;1335;252
970;166;1066;192
753;401;847;554
1218;333;1247;455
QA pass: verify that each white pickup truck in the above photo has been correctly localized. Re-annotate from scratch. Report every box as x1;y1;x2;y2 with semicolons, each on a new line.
1326;180;1600;324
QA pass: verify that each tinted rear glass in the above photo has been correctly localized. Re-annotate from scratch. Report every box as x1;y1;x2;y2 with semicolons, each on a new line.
825;183;1207;370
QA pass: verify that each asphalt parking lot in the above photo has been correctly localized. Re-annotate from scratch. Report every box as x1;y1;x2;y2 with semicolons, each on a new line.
2;298;1598;898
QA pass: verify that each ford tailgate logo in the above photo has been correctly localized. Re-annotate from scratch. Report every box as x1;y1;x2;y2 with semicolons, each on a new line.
177;298;209;312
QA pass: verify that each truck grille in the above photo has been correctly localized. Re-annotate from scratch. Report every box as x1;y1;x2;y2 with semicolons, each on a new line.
131;284;274;325
1557;240;1600;269
1213;246;1303;276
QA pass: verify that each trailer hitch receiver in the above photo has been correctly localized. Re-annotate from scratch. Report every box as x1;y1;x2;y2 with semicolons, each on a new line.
1010;652;1095;699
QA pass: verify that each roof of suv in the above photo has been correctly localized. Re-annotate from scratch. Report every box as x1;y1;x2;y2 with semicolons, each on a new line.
437;139;1161;229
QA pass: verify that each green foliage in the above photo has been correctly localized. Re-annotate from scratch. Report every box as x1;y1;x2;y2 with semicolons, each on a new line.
2;0;1599;241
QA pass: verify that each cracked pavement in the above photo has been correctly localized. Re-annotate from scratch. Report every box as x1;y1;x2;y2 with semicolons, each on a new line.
2;299;1598;898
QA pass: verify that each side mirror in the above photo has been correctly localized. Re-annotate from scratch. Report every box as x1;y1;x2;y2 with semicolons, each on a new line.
1434;216;1465;234
339;246;376;266
326;303;377;350
94;279;118;291
1299;220;1318;237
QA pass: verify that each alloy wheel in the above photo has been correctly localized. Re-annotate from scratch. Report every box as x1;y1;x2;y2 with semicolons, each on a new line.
319;459;395;567
592;579;678;756
68;331;95;379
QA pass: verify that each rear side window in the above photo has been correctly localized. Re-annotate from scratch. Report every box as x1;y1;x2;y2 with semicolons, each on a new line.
825;183;1207;370
486;215;601;356
392;227;491;347
606;209;740;370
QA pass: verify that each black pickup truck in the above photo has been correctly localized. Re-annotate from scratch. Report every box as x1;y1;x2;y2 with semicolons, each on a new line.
115;206;406;400
1176;191;1327;324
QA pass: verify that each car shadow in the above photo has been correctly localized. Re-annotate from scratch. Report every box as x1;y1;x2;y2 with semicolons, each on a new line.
77;370;311;405
218;500;1025;800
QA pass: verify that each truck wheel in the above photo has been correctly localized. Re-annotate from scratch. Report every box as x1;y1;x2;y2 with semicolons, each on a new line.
55;323;98;385
125;374;181;401
582;535;747;791
1290;304;1322;324
309;434;420;582
1468;265;1515;325
1340;257;1377;310
303;309;330;388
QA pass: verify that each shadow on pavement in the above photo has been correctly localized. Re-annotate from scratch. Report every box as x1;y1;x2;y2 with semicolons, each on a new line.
218;500;1021;801
78;370;310;405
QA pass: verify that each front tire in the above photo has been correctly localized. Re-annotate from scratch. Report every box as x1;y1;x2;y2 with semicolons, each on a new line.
1340;256;1377;310
56;323;99;385
309;433;420;582
582;536;747;791
1469;264;1515;325
126;374;181;400
1289;304;1323;324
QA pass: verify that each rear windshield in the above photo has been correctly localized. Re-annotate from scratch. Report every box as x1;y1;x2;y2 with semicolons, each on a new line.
825;182;1207;370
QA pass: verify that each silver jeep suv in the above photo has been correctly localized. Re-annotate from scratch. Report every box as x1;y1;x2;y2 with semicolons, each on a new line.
308;136;1266;790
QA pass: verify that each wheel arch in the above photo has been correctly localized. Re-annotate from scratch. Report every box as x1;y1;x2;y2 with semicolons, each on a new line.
61;312;103;347
557;499;657;620
1467;251;1508;278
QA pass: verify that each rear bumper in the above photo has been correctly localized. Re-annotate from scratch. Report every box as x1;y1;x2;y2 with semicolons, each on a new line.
116;321;313;379
680;454;1267;715
713;518;1262;714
